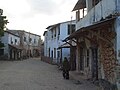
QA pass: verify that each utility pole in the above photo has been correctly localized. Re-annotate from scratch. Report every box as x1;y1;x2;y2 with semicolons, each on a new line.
70;16;72;35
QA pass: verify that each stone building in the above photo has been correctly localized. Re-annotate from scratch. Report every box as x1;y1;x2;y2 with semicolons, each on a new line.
64;0;120;89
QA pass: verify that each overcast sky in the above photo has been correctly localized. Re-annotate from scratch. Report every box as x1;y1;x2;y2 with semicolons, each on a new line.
0;0;78;39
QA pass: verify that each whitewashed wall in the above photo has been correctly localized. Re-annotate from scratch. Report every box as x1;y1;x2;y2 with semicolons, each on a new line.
23;32;40;55
1;31;20;58
8;33;20;45
76;0;116;30
44;21;76;63
116;16;120;63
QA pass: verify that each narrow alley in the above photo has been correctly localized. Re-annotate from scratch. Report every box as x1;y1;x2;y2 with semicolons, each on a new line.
0;58;98;90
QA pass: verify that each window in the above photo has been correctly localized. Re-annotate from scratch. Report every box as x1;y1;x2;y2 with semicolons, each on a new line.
0;49;4;56
54;29;56;37
34;39;36;43
58;26;60;35
15;39;17;44
29;38;32;43
49;48;50;57
57;35;59;40
51;30;53;39
51;50;53;58
68;24;75;35
57;51;60;58
24;37;26;42
11;37;13;44
57;26;60;40
54;48;56;58
86;49;89;67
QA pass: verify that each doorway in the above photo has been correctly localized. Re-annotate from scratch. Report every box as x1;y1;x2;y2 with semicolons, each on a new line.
80;47;84;71
91;47;98;80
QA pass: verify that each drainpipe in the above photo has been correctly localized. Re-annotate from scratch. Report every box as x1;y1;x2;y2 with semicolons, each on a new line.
100;0;103;19
115;0;118;13
93;0;96;22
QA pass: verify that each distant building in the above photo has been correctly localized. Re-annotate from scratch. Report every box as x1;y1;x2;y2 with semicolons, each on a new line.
43;20;76;64
0;30;21;60
0;30;42;60
8;30;42;59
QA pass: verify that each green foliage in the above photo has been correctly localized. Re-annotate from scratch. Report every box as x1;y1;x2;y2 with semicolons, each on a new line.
0;42;4;48
0;30;4;36
0;9;8;48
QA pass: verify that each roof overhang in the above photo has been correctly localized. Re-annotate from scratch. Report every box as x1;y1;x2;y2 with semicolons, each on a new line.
46;24;60;29
64;17;116;41
58;41;76;49
9;44;23;50
43;31;47;36
72;0;86;11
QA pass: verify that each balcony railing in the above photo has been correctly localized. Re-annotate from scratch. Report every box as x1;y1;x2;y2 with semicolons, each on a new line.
76;0;117;30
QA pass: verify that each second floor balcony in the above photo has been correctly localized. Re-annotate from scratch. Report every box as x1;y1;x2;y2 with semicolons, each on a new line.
74;0;120;30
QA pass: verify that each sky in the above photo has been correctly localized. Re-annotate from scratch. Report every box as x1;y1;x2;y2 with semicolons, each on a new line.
0;0;78;40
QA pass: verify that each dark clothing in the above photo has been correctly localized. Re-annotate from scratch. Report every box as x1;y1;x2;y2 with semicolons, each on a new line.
62;59;70;71
62;58;70;79
63;70;69;79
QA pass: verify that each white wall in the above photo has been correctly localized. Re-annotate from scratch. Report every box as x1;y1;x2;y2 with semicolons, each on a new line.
76;0;116;30
8;34;20;45
44;20;76;63
1;32;20;58
116;16;120;63
23;32;41;55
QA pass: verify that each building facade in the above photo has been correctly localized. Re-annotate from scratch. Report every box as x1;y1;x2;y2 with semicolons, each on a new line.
6;30;42;59
64;0;120;89
44;20;76;64
0;30;21;60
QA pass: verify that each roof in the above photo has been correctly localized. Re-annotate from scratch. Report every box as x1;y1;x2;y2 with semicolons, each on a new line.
58;42;76;49
46;24;60;29
46;20;76;29
64;17;116;41
8;30;41;37
43;31;47;36
23;30;41;37
72;0;86;11
5;30;20;37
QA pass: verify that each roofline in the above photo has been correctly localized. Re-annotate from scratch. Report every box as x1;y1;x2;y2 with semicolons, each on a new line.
72;0;86;11
64;17;116;41
23;30;41;37
5;30;20;37
46;20;76;29
43;31;47;36
8;29;41;37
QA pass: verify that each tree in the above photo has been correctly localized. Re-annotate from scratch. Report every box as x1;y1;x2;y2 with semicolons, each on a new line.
0;9;8;48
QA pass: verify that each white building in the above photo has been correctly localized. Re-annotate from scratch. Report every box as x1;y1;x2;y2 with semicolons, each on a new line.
0;30;21;60
7;30;42;58
44;20;76;64
63;0;120;89
23;31;42;57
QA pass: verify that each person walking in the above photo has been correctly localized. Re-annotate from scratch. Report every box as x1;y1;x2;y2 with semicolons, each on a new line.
62;57;70;79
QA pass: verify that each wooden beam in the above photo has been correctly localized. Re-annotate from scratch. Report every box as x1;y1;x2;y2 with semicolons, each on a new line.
64;40;73;47
71;39;77;44
88;30;113;46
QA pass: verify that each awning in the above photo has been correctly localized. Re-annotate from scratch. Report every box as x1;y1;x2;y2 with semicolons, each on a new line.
9;44;23;50
58;41;76;49
64;17;116;41
72;0;86;11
